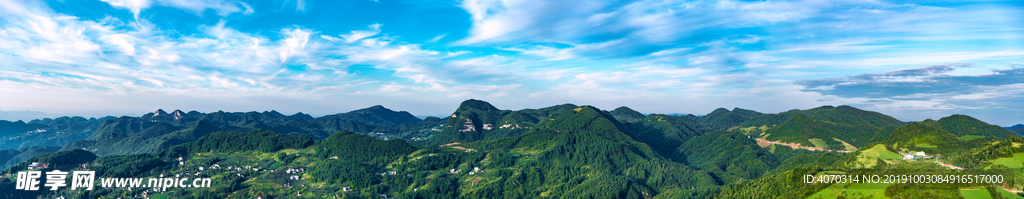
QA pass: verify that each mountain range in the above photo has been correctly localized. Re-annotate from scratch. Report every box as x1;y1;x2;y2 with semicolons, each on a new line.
0;99;1021;198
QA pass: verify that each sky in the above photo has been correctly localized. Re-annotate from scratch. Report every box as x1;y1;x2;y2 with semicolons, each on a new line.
0;0;1022;126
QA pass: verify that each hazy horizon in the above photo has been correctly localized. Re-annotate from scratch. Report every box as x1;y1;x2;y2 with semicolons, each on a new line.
1;101;1020;127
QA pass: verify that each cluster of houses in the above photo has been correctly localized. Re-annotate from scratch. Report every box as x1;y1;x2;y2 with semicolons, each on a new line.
285;167;305;173
903;151;939;160
449;167;483;175
377;170;397;176
285;167;305;181
26;162;45;169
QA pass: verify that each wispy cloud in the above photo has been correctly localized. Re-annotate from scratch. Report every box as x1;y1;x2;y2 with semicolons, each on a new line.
101;0;252;16
796;65;1024;123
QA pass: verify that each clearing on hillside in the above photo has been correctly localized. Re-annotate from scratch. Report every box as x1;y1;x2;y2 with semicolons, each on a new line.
990;153;1024;168
914;143;937;148
958;188;993;199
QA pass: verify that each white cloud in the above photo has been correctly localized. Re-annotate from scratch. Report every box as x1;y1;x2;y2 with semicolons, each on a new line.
499;46;576;61
100;0;152;17
277;28;313;64
99;0;251;16
426;34;447;43
340;24;382;43
296;0;306;11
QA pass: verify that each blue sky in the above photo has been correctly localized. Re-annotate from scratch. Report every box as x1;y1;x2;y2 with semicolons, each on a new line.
0;0;1022;125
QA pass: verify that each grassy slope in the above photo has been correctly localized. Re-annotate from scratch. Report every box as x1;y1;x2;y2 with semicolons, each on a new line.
990;153;1024;168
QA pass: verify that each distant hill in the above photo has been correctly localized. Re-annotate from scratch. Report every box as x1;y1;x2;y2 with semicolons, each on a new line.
166;129;315;159
755;105;905;149
880;122;976;155
878;115;1017;155
322;105;421;127
1004;124;1024;136
62;119;225;156
609;106;645;123
933;115;1017;140
419;99;578;147
53;106;441;156
699;107;763;131
0;146;60;171
0;120;46;137
424;100;767;158
0;116;112;150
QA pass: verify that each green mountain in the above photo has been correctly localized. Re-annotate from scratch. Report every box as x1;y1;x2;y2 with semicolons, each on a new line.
62;120;223;156
947;136;1024;169
448;105;717;198
1008;124;1024;136
882;121;976;154
3;149;96;174
699;107;763;131
758;105;905;149
622;114;703;156
740;105;904;129
610;106;645;123
84;116;157;140
166;129;315;159
934;114;1017;140
879;115;1015;155
0;146;60;171
314;130;416;165
675;131;780;184
56;106;447;156
431;99;509;143
420;99;578;147
0;116;113;150
323;105;422;127
424;100;766;158
615;108;762;158
3;101;1023;199
0;120;45;137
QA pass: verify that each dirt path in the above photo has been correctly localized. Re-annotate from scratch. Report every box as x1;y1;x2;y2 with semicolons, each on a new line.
756;137;851;153
442;142;475;152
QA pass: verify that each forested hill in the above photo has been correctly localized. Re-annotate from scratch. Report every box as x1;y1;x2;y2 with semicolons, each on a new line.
0;146;59;172
320;105;422;127
0;105;440;159
1010;124;1024;135
418;99;580;147
420;99;767;150
879;115;1018;155
0;116;112;150
736;105;906;150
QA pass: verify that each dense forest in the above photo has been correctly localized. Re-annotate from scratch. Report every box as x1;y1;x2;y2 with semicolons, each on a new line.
0;99;1022;198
